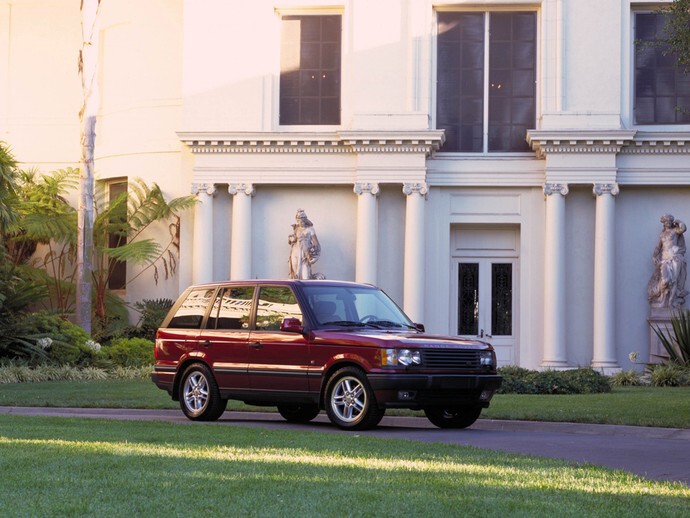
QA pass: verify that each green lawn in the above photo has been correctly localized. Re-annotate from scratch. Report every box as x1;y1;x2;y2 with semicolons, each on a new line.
1;379;689;428
0;415;687;517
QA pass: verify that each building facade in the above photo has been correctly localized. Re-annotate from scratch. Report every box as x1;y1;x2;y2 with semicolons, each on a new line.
1;0;689;370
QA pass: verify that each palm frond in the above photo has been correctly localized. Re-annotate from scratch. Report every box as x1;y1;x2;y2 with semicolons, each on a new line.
101;239;162;264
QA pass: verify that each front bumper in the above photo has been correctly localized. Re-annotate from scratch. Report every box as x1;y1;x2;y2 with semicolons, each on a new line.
367;373;503;409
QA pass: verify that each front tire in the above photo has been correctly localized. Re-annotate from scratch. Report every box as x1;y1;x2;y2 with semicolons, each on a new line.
424;406;482;429
179;363;227;421
325;367;384;430
277;403;320;423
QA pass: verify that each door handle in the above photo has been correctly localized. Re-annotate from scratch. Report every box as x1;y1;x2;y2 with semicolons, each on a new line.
478;329;493;339
201;340;211;348
250;342;263;349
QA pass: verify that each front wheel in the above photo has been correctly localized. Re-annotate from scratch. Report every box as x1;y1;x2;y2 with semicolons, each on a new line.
325;367;384;430
424;406;482;429
179;363;227;421
277;403;320;423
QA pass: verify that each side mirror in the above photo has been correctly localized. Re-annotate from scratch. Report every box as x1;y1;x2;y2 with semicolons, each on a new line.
414;323;425;332
280;317;304;333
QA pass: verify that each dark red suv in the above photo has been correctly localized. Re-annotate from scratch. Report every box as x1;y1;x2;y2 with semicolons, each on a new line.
152;280;501;430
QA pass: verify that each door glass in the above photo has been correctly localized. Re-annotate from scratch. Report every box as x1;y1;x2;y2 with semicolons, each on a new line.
256;286;302;330
491;263;512;336
458;263;479;335
209;287;254;330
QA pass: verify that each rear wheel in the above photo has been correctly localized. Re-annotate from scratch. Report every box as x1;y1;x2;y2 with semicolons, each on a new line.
277;403;320;423
424;406;482;429
325;367;384;430
179;363;227;421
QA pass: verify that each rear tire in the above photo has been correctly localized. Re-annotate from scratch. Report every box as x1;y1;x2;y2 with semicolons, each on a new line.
179;363;227;421
424;406;482;429
277;403;320;423
325;367;384;430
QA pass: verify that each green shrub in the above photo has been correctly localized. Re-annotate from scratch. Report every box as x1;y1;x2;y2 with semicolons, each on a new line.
610;369;644;386
16;312;109;367
497;367;611;395
104;337;154;367
649;364;690;387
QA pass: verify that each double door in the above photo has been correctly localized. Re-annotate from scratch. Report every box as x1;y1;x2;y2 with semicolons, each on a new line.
451;224;518;365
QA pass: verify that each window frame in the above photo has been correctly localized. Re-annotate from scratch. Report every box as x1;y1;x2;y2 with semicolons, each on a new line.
276;8;345;129
630;8;690;129
432;7;539;156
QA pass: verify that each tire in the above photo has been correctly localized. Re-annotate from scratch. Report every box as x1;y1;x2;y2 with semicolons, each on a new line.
277;403;321;423
324;367;384;430
179;363;227;421
424;406;482;429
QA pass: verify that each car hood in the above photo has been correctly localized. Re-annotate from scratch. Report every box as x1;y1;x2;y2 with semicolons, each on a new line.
310;329;494;350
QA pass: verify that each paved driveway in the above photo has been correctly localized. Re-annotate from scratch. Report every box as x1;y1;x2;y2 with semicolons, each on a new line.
2;406;689;487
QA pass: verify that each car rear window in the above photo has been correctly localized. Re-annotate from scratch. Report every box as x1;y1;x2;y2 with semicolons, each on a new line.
167;288;215;329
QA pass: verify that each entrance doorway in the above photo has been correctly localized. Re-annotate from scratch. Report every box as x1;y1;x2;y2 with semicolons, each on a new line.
451;226;518;365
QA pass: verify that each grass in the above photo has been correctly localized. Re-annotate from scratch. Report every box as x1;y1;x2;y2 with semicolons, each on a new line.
1;379;689;428
0;415;688;517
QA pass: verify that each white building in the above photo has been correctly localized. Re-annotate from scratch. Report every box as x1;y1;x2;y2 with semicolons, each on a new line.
1;0;689;371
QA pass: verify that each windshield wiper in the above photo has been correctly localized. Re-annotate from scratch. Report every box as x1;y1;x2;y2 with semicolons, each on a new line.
362;320;408;329
320;320;365;327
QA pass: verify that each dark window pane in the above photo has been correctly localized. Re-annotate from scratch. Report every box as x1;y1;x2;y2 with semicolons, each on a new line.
634;12;688;124
108;180;127;290
458;263;479;335
489;12;536;152
491;264;512;336
280;15;341;125
437;12;485;152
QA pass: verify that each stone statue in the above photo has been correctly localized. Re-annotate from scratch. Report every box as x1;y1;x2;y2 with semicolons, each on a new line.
648;214;688;308
288;209;324;280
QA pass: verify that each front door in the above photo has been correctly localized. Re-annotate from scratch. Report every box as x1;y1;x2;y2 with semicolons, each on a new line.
451;225;519;366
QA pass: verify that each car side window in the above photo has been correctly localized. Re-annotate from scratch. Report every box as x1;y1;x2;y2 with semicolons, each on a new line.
167;288;215;329
256;286;302;331
208;286;255;330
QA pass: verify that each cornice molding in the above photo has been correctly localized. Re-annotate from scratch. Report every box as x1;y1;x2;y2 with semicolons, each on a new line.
527;130;637;158
620;131;690;154
178;130;445;156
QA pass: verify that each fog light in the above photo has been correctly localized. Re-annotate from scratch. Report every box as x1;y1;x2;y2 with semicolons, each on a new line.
398;390;416;400
480;390;494;402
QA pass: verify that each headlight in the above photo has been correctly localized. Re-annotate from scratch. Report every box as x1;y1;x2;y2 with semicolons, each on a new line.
479;350;495;367
382;349;422;366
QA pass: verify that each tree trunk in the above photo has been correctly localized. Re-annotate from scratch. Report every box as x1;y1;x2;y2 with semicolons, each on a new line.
77;0;101;334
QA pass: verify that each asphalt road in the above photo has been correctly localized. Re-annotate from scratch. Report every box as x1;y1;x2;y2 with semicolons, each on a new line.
1;406;689;487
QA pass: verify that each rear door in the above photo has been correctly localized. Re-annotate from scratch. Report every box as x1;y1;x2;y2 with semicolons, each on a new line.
199;286;254;390
247;285;310;396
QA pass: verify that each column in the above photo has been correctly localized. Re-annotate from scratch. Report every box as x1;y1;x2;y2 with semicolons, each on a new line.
592;183;620;373
402;182;427;323
191;183;216;284
542;182;569;369
228;183;255;280
354;182;380;285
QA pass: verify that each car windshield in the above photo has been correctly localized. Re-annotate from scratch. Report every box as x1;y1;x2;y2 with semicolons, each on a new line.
302;285;416;330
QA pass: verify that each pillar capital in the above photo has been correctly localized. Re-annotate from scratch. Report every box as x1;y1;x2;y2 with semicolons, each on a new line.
228;183;255;197
402;182;428;197
191;182;216;196
543;182;569;196
593;182;620;197
353;182;380;196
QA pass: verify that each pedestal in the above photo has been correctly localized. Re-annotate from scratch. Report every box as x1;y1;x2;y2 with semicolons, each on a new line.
648;306;673;363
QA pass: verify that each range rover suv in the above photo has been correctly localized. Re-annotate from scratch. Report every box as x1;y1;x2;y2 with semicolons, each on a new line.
152;280;502;430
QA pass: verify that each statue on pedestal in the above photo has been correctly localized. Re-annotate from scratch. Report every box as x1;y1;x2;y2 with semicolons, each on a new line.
288;209;324;280
648;214;688;309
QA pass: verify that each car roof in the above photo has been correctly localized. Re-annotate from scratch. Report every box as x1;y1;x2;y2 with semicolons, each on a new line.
187;279;377;290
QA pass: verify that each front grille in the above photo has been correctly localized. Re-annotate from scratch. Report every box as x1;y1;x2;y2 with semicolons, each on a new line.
421;349;482;369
